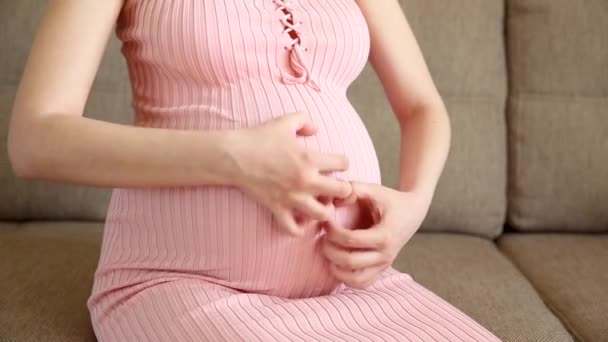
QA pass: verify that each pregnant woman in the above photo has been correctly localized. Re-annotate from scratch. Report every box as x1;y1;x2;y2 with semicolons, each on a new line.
9;0;500;340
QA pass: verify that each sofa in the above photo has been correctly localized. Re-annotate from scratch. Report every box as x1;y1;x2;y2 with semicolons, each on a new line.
1;0;606;341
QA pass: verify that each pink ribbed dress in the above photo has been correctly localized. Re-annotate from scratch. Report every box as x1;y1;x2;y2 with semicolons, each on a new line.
87;0;500;341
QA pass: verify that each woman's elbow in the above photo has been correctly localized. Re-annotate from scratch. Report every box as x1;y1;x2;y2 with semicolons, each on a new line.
7;118;45;179
397;96;449;126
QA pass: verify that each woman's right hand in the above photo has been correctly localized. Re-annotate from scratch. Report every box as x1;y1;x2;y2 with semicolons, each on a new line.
231;112;352;237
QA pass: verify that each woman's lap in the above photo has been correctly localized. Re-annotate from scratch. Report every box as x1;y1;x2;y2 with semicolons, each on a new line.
92;268;499;341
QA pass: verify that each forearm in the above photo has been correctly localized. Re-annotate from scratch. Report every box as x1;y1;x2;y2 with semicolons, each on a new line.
397;101;451;200
8;114;242;188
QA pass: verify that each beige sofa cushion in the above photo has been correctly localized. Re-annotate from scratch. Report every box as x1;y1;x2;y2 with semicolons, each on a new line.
1;223;572;342
0;0;131;221
350;0;508;238
506;0;608;232
395;233;573;342
0;222;102;342
498;234;608;342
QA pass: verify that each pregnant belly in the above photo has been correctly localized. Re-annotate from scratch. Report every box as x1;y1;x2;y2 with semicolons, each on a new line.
101;111;381;298
104;182;376;298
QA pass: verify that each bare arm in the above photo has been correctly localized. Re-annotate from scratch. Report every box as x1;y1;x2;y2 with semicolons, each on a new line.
8;0;353;235
319;1;452;286
357;0;451;199
8;0;245;188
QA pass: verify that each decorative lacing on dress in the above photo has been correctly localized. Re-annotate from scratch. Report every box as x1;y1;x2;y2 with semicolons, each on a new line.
273;0;321;92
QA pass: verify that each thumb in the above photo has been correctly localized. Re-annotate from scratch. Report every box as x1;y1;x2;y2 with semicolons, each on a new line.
333;181;357;207
351;181;375;200
334;181;377;208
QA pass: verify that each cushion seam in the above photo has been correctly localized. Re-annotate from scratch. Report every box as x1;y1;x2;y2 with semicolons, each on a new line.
510;93;608;101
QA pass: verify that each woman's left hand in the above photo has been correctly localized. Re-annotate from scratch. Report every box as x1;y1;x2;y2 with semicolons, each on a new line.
321;182;432;289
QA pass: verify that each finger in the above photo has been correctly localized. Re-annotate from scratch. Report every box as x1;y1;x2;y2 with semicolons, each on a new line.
349;181;384;203
334;184;357;206
296;123;317;137
278;112;317;136
310;151;349;172
273;209;304;237
325;220;388;249
309;176;352;199
294;212;311;226
316;195;332;205
334;181;379;208
291;194;331;221
329;263;387;289
321;238;387;270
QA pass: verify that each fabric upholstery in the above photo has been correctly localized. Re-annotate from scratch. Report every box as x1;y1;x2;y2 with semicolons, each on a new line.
498;233;608;342
350;0;508;238
0;0;131;221
0;222;102;342
1;225;573;342
394;233;573;342
506;0;608;232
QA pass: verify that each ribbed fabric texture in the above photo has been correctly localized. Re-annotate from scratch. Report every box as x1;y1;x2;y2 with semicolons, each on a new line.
87;0;500;340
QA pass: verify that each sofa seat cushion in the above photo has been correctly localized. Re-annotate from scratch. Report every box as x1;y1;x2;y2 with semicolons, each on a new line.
1;224;572;342
0;222;102;342
395;233;573;342
498;233;608;342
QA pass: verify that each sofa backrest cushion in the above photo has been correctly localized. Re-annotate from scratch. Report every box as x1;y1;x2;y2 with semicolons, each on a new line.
507;0;608;232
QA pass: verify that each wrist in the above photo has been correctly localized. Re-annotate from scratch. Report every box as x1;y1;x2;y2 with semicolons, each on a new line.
218;128;251;188
399;179;435;200
197;128;249;187
399;184;435;210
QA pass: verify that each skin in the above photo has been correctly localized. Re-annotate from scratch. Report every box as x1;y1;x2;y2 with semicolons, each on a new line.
7;0;351;237
8;0;450;289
